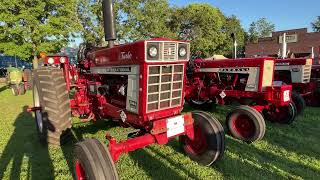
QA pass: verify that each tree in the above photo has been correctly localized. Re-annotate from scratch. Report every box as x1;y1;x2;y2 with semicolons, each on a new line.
0;0;80;61
248;22;259;43
248;17;275;43
169;4;227;58
77;0;175;45
222;15;246;57
311;16;320;32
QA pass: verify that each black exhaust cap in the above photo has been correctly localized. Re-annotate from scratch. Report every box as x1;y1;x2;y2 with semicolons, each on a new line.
102;0;116;48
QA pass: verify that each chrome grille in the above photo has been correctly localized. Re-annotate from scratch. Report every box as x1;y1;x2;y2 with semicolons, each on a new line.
147;64;184;112
163;42;177;61
303;65;311;83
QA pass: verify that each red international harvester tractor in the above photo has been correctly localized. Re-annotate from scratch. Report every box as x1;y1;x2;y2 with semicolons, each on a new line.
28;0;225;179
274;58;318;109
185;57;295;143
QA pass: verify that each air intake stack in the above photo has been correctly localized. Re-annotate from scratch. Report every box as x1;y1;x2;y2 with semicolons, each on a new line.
102;0;117;48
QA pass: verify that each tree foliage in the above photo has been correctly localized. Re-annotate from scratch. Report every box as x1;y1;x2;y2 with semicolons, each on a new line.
169;4;226;58
77;0;175;45
222;15;246;57
248;17;275;43
0;0;80;61
311;16;320;32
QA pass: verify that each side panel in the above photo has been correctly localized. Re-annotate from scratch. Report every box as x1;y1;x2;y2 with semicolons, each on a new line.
261;60;274;90
127;73;140;113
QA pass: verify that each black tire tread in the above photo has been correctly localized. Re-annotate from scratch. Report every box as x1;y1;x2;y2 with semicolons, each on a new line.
74;138;118;180
226;105;266;142
33;67;71;146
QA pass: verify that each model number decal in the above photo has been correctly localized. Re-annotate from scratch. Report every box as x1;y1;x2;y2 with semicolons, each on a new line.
105;67;131;73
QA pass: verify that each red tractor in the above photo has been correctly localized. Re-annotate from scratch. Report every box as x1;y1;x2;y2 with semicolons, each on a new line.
274;58;315;114
185;57;295;143
28;0;225;179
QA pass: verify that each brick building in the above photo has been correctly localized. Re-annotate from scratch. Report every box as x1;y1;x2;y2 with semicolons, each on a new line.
245;28;320;62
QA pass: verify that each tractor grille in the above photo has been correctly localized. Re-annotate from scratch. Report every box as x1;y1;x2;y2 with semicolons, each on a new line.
163;42;177;61
303;65;311;83
147;64;184;112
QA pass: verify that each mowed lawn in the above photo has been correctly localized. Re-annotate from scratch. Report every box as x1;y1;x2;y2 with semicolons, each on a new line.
0;83;319;180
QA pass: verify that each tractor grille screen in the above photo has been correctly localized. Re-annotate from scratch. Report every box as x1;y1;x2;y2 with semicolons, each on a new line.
303;65;311;83
147;64;184;112
163;42;177;61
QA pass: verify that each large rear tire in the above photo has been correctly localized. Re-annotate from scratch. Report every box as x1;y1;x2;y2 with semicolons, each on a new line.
74;138;119;180
33;67;71;145
179;112;225;166
19;83;26;95
23;69;33;90
292;91;305;116
262;102;297;124
186;99;215;110
226;105;266;143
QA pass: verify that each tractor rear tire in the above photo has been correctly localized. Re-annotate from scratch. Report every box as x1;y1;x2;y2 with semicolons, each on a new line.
11;84;19;96
263;102;297;124
23;69;33;90
179;112;225;166
33;67;71;146
186;99;215;110
19;83;26;95
292;91;305;116
226;105;266;143
74;138;119;180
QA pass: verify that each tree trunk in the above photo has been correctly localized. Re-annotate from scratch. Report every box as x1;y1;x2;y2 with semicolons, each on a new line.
32;55;39;69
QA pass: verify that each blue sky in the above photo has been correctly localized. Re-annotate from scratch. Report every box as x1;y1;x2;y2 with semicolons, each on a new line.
70;0;319;46
169;0;320;31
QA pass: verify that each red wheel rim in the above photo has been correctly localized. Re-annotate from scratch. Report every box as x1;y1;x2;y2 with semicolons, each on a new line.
232;114;255;139
184;125;207;155
75;160;86;180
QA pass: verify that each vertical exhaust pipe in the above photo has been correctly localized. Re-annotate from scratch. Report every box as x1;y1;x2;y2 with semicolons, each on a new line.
281;33;287;59
102;0;116;48
231;33;237;59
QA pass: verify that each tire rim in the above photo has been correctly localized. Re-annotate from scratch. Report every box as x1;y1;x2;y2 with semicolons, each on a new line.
232;114;255;139
75;160;86;180
184;125;207;155
33;86;43;133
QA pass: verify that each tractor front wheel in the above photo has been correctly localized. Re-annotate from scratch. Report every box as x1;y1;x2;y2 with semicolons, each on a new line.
11;84;19;96
226;105;266;143
74;138;119;180
262;102;297;124
179;112;225;166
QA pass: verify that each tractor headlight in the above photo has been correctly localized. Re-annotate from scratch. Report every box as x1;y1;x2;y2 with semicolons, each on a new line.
179;47;187;57
148;46;158;57
178;43;189;60
48;58;54;64
60;57;66;63
146;42;160;60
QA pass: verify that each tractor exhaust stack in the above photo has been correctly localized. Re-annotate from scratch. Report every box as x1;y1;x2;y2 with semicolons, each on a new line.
102;0;116;48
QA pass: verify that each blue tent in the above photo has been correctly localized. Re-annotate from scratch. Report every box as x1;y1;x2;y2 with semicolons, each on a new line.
0;55;32;69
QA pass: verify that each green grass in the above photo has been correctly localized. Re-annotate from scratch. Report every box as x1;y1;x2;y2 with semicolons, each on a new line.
0;83;319;180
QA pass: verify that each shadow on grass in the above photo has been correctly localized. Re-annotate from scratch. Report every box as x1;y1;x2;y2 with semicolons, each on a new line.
224;137;320;179
0;85;8;93
129;148;188;180
60;119;119;179
0;106;54;180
